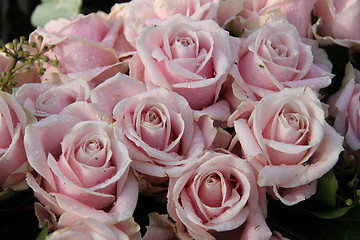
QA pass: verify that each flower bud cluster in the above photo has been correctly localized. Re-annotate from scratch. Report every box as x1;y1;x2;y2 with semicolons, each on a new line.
0;35;59;93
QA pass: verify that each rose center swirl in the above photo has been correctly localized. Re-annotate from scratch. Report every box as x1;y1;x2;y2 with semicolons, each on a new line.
85;140;101;153
74;136;108;167
198;173;235;207
134;102;172;150
175;36;193;47
144;108;162;125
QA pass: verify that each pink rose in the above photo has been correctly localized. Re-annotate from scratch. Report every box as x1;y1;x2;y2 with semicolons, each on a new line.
167;151;272;240
35;36;126;87
113;87;205;178
109;0;221;48
25;103;138;223
0;91;36;198
34;11;135;59
262;0;317;38
223;0;268;37
29;12;129;87
37;12;118;46
132;14;233;110
328;63;360;151
46;217;141;240
223;0;317;38
229;87;343;205
14;79;90;119
229;20;332;102
313;0;360;41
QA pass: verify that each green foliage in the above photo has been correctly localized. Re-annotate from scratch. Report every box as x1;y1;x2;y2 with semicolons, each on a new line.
267;199;360;240
313;169;339;208
30;0;83;27
308;206;353;220
302;170;353;219
35;222;48;240
268;154;360;240
0;35;60;93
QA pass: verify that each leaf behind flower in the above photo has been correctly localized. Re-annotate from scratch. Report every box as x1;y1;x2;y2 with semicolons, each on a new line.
35;222;48;240
312;169;338;209
267;200;360;240
30;0;82;27
306;206;352;219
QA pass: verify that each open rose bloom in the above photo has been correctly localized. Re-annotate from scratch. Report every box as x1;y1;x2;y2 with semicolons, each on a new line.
229;88;343;205
0;91;36;199
14;79;91;120
167;151;272;240
312;0;360;48
24;104;138;225
29;11;130;87
223;0;317;38
1;0;356;239
109;0;223;48
132;14;233;110
113;87;206;178
227;20;332;105
328;63;360;151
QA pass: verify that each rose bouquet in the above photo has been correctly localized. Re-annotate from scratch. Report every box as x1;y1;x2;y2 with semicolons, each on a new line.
0;0;360;239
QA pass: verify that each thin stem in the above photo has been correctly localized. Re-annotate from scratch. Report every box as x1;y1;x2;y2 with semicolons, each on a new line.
11;61;29;73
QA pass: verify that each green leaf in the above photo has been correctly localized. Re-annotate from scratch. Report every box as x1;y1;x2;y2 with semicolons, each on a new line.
307;206;352;219
30;0;83;27
35;222;48;240
295;170;352;220
312;169;338;208
267;200;360;240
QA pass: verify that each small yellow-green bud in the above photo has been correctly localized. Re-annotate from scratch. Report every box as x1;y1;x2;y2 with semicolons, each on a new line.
52;59;59;67
6;43;14;49
28;58;35;64
23;51;30;57
39;67;46;76
346;198;353;206
347;181;354;188
12;39;19;46
356;189;360;196
37;35;44;43
42;56;49;62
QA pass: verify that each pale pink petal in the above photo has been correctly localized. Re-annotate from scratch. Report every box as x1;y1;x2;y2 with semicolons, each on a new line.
90;73;146;119
143;213;178;240
272;181;317;206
